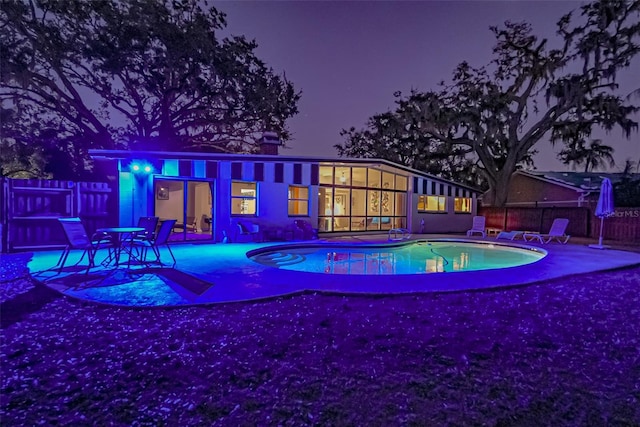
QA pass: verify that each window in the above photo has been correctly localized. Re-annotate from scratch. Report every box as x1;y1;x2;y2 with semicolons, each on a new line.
288;186;309;216
231;181;257;215
335;167;350;186
454;197;472;213
367;169;381;188
319;166;333;185
382;172;395;189
396;176;408;191
418;195;446;212
318;164;408;233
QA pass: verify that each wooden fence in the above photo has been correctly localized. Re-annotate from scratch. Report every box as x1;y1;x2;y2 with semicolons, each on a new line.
1;178;117;253
479;205;640;243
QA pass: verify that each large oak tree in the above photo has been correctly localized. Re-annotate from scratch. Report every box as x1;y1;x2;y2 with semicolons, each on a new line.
337;0;639;206
1;0;300;179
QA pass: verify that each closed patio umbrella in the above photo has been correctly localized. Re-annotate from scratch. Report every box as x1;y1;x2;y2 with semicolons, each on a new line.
589;178;615;249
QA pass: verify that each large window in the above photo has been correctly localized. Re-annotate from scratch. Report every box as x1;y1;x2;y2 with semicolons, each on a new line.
231;181;257;215
454;197;472;213
318;165;408;232
418;195;446;212
288;186;309;216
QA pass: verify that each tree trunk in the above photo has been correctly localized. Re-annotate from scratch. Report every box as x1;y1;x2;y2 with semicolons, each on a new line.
488;168;515;207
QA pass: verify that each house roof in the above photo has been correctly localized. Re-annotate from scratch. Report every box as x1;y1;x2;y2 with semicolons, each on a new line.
517;170;639;192
89;149;481;193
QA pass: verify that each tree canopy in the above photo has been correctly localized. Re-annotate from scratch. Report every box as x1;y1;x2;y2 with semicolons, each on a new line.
336;0;639;206
558;138;616;172
1;0;300;179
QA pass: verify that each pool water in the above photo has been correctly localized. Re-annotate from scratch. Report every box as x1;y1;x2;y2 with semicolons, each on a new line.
249;241;546;275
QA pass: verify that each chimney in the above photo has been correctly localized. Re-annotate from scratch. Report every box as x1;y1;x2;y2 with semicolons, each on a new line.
258;131;281;155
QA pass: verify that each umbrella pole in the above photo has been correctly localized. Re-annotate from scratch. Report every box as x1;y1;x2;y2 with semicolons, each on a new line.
598;216;604;247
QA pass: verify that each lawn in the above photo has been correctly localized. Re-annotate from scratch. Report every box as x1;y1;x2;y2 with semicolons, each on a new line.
1;252;639;426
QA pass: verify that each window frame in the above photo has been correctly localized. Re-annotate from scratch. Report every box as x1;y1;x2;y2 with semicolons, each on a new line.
454;197;472;213
288;185;309;216
417;195;447;213
231;181;257;216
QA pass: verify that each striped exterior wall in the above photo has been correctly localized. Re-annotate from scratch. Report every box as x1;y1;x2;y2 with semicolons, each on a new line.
410;177;478;233
412;176;475;199
158;159;317;186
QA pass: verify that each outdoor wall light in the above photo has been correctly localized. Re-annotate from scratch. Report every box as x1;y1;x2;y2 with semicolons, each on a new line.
129;161;154;174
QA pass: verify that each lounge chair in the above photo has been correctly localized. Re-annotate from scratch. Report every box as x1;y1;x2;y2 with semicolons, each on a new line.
523;218;571;244
129;219;177;267
495;230;527;241
388;228;411;241
56;218;114;273
466;216;486;237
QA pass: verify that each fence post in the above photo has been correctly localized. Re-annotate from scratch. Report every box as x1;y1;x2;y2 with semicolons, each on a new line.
503;207;508;231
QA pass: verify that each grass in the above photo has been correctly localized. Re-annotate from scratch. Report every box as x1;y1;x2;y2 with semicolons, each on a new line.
1;251;640;426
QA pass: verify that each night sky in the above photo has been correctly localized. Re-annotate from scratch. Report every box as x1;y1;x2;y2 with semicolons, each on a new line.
218;0;639;171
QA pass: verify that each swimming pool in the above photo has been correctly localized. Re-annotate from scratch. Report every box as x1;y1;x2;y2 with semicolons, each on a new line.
249;240;546;275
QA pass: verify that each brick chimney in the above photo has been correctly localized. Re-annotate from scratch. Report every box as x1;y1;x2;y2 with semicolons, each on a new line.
258;131;281;155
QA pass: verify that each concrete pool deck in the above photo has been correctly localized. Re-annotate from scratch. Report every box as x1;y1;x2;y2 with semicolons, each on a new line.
25;234;640;306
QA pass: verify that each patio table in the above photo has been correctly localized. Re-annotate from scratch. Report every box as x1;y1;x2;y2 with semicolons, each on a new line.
96;227;145;266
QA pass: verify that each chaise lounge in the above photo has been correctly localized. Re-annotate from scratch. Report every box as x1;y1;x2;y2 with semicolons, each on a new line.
466;216;486;237
495;230;527;241
523;218;571;244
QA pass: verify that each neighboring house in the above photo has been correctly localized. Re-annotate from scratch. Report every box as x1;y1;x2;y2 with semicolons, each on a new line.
481;170;639;208
89;145;480;243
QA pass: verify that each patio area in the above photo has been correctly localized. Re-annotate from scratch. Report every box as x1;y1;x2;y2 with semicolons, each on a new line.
25;234;640;306
2;244;640;425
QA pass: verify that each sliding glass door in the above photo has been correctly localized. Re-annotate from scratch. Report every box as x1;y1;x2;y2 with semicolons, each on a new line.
153;179;213;242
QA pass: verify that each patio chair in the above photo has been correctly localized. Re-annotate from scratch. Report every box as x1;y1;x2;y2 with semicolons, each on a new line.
523;218;571;244
56;218;114;273
129;219;177;267
466;216;486;237
234;220;261;242
133;216;159;242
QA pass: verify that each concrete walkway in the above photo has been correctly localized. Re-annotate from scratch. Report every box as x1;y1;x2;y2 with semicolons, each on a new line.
26;234;640;306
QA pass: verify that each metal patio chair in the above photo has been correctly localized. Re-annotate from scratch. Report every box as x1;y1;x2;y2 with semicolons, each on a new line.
56;218;115;273
133;216;159;242
129;219;177;267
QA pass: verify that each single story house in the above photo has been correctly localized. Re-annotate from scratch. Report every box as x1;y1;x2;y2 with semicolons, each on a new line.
481;170;637;208
89;145;480;243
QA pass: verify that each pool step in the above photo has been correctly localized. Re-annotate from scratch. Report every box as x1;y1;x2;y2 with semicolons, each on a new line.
252;252;307;267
